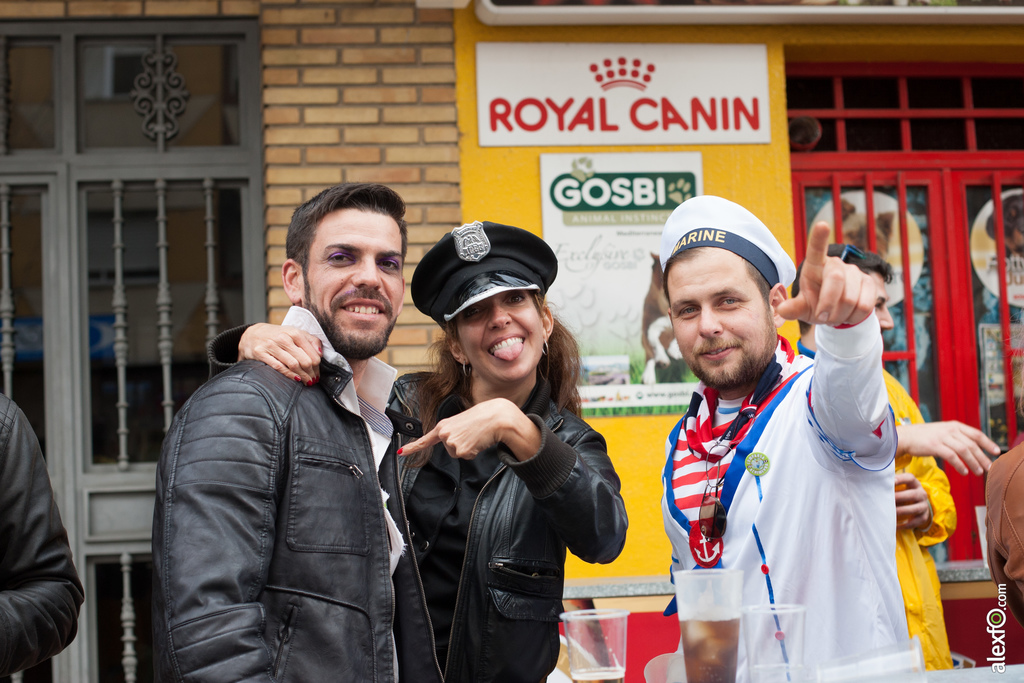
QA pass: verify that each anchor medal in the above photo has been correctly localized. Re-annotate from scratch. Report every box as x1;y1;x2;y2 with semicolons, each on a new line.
688;522;723;569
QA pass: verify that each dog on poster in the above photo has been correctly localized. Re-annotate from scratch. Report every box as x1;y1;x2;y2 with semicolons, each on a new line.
640;253;683;385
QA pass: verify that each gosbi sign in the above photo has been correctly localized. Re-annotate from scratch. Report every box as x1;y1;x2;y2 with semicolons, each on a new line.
541;152;703;417
476;43;770;147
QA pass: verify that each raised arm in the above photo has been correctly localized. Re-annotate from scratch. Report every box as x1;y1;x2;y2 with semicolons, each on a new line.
209;323;322;385
779;222;896;468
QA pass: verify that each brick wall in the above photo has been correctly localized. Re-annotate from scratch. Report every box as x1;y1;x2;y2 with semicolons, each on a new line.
1;0;458;374
261;1;459;375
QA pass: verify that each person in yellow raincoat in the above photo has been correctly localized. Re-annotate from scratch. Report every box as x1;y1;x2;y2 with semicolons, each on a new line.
886;371;956;671
795;244;998;670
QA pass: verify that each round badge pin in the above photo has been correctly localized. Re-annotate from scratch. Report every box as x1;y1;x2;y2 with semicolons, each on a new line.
745;451;770;477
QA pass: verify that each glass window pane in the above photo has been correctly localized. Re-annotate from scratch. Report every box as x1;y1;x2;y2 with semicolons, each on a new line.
972;77;1024;109
167;44;240;148
846;119;902;151
842;77;899;109
86;183;245;464
80;42;153;149
968;184;1024;448
907;78;963;109
910;119;966;151
80;41;240;150
803;187;834;238
881;186;940;423
976;119;1024;150
786;77;834;109
95;559;153;683
7;189;46;439
8;45;55;150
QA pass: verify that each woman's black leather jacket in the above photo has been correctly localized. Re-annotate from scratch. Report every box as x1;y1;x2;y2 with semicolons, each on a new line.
389;374;628;683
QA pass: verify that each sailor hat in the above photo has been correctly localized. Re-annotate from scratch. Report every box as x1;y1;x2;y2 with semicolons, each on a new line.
659;195;796;288
412;221;557;326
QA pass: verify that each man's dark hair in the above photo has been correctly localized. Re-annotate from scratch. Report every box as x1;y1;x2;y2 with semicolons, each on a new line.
285;183;408;271
793;244;893;335
663;247;772;305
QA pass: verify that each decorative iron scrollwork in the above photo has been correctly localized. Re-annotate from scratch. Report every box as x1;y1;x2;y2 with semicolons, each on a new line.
130;36;189;152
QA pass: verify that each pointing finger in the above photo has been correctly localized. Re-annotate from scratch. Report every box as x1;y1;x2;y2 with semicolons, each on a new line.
804;221;832;270
398;426;440;456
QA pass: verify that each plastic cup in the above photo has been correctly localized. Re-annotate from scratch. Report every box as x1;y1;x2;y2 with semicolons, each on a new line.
673;569;744;683
741;604;806;683
815;636;926;683
559;608;629;682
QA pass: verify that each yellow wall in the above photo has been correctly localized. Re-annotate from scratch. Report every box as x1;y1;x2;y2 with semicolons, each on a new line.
453;12;1024;579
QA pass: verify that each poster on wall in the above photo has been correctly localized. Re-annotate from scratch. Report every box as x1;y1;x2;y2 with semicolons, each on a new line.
477;43;770;147
541;151;702;416
971;187;1024;447
971;188;1024;309
978;323;1024;449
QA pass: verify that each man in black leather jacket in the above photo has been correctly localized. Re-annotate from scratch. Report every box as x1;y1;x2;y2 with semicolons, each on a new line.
152;183;438;683
0;393;83;677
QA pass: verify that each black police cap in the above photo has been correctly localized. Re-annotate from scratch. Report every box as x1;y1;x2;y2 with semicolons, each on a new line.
411;221;558;326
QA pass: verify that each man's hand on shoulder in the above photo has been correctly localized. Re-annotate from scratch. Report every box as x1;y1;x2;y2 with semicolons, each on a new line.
896;420;998;476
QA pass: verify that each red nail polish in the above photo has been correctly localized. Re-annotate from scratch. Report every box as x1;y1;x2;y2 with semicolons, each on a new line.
306;380;313;387
397;448;404;455
294;376;301;382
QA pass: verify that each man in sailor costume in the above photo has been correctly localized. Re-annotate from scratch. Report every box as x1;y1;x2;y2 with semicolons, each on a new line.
659;196;906;681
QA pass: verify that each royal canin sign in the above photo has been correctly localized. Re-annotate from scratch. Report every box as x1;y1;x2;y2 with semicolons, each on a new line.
476;43;770;147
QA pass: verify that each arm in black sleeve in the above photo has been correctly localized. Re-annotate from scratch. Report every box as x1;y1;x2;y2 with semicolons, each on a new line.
0;398;83;677
500;415;628;564
152;372;285;682
207;323;253;379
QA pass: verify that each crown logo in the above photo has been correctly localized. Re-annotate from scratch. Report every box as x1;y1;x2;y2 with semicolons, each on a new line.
589;57;656;91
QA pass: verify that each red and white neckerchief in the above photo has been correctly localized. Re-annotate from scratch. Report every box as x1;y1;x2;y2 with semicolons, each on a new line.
671;336;798;521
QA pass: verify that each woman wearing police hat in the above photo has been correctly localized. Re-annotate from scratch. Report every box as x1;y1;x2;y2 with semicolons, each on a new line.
222;221;628;682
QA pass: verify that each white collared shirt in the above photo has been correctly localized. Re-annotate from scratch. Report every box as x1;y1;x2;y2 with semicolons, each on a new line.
281;307;407;572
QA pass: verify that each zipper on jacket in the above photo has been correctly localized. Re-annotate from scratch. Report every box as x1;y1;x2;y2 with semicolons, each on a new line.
273;605;298;679
329;391;397;677
443;463;507;679
488;561;557;579
393;445;445;681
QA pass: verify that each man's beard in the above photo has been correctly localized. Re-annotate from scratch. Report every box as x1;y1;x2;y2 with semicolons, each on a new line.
686;315;778;395
306;284;396;361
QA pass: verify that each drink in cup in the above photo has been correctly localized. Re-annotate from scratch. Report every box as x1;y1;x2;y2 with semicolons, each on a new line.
572;673;624;683
673;569;744;683
559;608;629;683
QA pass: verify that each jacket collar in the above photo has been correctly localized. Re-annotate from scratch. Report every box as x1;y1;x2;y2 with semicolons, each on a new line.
281;305;398;411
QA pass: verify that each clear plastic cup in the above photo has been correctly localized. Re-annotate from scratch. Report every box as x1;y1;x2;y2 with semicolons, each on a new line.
559;608;629;682
741;604;806;683
815;636;926;683
673;569;744;683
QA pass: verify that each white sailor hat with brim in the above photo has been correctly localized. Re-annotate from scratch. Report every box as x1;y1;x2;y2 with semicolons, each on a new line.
659;195;796;289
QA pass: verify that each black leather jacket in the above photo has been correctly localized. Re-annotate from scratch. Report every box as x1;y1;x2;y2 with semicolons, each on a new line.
0;394;83;676
153;358;439;683
391;374;628;683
